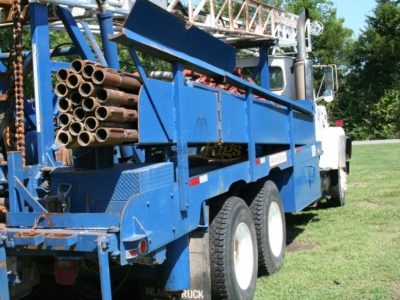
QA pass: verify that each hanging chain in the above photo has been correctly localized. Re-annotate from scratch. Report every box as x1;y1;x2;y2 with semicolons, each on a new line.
29;213;45;235
11;0;25;165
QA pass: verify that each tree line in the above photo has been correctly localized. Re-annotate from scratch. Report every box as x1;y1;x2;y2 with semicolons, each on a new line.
280;0;400;140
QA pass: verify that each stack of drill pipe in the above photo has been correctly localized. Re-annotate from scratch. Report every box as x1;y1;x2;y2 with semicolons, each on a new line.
55;59;141;148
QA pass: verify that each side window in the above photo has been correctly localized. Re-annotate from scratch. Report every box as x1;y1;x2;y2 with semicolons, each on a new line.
242;67;260;85
269;66;284;91
240;66;284;91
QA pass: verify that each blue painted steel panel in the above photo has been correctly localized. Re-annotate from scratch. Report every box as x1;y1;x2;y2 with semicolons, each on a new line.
138;79;315;146
173;63;190;212
161;235;190;291
220;92;248;143
292;144;321;211
97;11;119;69
252;99;291;144
98;242;113;300
30;4;56;165
187;161;252;202
269;167;294;211
138;79;175;143
259;45;270;90
50;162;174;213
246;91;257;181
291;109;315;145
7;152;43;213
182;86;219;143
7;212;120;229
121;0;235;73
276;144;321;212
120;184;180;264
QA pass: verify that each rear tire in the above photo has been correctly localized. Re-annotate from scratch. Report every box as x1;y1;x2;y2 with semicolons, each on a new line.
210;196;258;300
328;169;346;207
249;180;286;276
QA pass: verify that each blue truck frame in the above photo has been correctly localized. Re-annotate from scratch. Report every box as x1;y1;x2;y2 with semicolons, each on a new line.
0;0;322;299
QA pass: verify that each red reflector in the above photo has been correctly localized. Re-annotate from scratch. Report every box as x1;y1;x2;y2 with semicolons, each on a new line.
189;175;208;186
54;260;77;286
138;239;148;255
295;147;301;153
189;177;200;186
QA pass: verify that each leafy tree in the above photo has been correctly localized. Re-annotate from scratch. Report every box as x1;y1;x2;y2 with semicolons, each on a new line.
335;0;400;139
282;0;353;66
370;89;400;138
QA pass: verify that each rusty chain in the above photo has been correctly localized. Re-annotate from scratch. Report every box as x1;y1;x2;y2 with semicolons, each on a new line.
29;213;45;235
8;0;26;165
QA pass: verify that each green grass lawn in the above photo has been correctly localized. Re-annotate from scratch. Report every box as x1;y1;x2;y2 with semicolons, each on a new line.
255;143;400;300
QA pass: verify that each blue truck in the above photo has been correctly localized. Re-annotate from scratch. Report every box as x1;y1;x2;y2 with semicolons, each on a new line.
0;0;351;299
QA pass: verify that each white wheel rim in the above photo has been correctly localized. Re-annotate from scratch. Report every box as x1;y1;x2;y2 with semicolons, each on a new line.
234;222;254;290
268;201;284;257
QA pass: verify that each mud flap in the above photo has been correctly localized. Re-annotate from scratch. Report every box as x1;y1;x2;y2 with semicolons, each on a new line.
181;230;211;300
140;230;211;300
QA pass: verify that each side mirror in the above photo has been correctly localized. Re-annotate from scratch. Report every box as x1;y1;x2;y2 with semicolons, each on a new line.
314;64;339;102
323;65;336;102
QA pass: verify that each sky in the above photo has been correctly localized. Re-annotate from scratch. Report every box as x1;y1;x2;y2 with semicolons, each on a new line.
334;0;377;37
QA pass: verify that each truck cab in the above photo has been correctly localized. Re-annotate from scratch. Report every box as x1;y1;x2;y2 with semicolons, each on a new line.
237;55;297;99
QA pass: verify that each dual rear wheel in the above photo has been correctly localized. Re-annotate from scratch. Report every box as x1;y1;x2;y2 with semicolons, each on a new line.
210;181;286;299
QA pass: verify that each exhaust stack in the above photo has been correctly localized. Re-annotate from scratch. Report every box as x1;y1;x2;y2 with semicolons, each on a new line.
294;9;314;101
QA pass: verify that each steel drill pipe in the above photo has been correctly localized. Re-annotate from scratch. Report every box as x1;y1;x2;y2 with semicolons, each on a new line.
56;130;79;148
56;68;72;82
69;121;84;137
79;82;97;98
55;82;70;98
71;59;98;74
66;73;84;90
95;127;138;144
96;87;138;107
73;107;87;121
82;97;99;112
82;64;96;80
71;59;85;74
57;98;73;113
84;116;134;132
92;68;141;92
70;91;83;106
95;106;138;123
57;113;74;127
77;131;97;147
83;117;100;132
